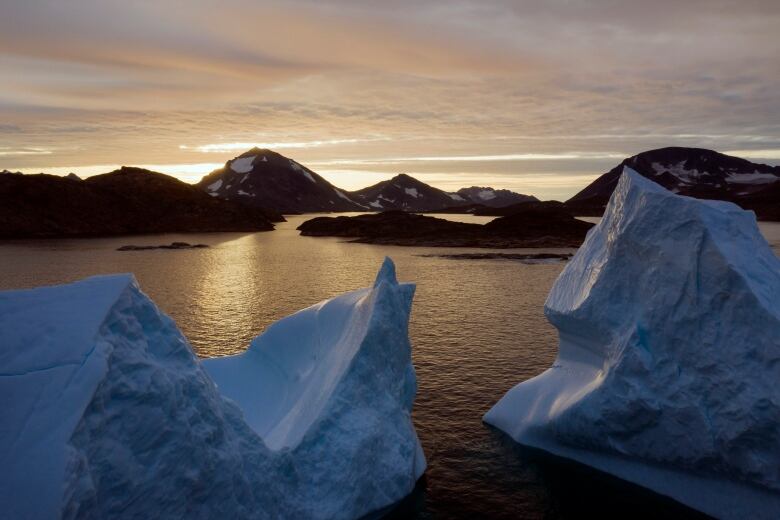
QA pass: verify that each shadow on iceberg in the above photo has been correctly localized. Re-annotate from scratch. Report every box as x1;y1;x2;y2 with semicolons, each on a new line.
0;257;425;520
484;167;780;520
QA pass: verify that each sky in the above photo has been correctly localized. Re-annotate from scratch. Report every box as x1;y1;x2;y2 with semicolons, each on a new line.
1;0;779;200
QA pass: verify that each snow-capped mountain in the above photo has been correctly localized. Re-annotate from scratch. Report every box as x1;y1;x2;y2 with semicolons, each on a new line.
567;147;780;219
197;149;544;214
455;186;537;207
348;173;463;211
196;148;366;213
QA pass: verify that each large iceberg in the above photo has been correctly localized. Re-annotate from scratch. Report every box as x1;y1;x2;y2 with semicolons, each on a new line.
0;258;425;519
484;167;780;519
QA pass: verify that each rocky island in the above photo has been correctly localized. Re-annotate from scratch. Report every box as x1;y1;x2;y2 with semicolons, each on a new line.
298;205;594;248
116;242;209;251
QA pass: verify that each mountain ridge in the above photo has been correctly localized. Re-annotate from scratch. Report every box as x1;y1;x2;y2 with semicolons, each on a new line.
566;147;780;220
0;167;277;238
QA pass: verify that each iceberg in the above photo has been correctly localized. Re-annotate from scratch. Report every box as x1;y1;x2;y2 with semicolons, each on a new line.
0;258;425;519
484;167;780;519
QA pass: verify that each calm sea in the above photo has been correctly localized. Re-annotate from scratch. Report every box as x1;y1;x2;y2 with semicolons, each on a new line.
1;215;777;519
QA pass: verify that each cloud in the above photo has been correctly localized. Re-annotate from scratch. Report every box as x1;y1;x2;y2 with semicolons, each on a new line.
0;0;778;199
0;147;52;156
180;138;390;153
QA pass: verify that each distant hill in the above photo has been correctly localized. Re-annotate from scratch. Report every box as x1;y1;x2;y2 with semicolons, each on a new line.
0;167;277;238
348;173;460;211
196;149;542;214
349;176;538;212
567;147;780;220
455;186;537;207
196;148;366;213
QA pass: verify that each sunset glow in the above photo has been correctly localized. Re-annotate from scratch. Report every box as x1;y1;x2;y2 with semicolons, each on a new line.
2;0;779;199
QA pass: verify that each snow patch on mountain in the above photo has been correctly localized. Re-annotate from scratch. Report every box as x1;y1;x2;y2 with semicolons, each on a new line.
230;156;256;174
334;189;351;201
405;187;420;198
725;171;779;184
289;160;315;183
477;189;497;200
651;160;705;183
207;179;223;192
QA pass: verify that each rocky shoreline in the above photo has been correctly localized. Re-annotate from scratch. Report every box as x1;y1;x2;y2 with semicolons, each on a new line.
117;242;209;251
298;209;594;248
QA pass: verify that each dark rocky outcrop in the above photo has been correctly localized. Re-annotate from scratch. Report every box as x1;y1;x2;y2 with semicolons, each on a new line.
0;167;277;238
298;209;593;248
117;242;209;251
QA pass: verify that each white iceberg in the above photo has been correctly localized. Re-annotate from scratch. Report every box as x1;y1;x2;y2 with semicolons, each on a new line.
484;167;780;519
0;258;425;519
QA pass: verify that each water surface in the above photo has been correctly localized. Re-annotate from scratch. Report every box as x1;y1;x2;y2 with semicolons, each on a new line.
1;215;776;518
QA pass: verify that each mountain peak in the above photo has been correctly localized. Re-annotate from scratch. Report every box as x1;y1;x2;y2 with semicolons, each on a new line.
456;186;538;207
238;147;275;158
567;147;780;220
196;151;365;213
351;173;464;211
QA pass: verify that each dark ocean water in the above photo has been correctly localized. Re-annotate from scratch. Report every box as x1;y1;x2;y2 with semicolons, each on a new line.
1;216;777;519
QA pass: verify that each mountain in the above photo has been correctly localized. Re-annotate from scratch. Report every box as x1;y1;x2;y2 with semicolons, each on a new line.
196;148;366;213
0;167;277;238
348;173;462;211
566;147;780;220
455;186;538;207
196;148;543;214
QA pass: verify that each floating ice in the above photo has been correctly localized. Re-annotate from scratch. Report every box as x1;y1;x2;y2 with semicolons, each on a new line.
0;258;424;519
485;167;780;519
